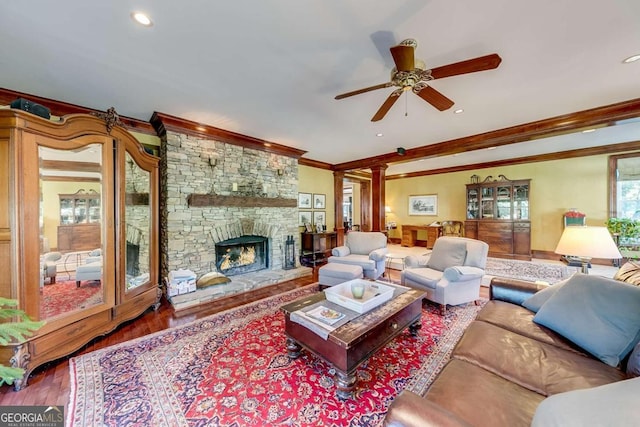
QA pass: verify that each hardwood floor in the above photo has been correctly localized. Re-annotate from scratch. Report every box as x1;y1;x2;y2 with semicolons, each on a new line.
0;267;488;407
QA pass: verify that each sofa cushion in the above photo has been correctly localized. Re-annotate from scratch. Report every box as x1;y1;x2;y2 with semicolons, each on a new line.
425;359;544;427
327;254;375;271
427;239;467;271
613;261;640;286
531;377;640;427
331;246;350;257
452;321;627;396
476;301;587;355
533;273;640;367
345;231;386;255
402;267;444;289
627;341;640;378
522;277;569;313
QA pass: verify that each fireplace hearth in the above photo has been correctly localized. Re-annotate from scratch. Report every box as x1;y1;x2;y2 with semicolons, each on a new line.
215;235;269;276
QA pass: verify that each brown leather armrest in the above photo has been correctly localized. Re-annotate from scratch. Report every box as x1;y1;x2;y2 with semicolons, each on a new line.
383;390;472;427
489;277;548;306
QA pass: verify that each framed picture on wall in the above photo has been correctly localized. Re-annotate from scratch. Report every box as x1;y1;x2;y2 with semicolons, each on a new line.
408;194;438;216
299;211;312;227
313;193;326;209
298;192;312;208
313;211;326;228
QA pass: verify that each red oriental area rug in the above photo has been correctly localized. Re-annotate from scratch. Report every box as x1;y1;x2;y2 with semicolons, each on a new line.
68;284;483;427
40;280;103;319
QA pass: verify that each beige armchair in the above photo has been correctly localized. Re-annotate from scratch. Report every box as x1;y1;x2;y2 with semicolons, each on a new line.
42;251;62;284
401;236;488;313
328;231;388;279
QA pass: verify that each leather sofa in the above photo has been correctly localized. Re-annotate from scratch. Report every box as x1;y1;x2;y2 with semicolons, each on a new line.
384;275;640;427
328;231;388;280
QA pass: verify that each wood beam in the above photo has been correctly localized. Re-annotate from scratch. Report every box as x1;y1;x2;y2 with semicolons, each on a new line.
370;164;387;232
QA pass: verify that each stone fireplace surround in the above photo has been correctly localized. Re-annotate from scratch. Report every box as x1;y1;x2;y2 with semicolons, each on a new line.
159;129;311;310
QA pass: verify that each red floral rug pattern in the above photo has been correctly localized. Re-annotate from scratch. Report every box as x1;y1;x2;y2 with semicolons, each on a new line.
40;280;103;319
68;284;483;427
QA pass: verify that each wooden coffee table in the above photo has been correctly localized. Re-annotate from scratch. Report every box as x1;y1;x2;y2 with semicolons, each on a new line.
281;285;426;399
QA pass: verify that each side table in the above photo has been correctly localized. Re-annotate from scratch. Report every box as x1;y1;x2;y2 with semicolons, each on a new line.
385;253;406;280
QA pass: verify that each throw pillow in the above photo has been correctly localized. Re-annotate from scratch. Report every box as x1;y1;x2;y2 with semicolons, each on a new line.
331;246;350;257
627;341;640;377
531;377;640;427
196;271;231;289
533;273;640;367
613;261;640;286
522;278;570;313
427;239;467;272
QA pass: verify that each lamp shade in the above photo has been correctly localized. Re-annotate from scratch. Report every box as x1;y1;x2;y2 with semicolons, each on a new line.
554;226;622;259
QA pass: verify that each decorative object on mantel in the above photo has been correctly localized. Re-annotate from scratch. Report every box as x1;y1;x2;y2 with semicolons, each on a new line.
92;107;123;134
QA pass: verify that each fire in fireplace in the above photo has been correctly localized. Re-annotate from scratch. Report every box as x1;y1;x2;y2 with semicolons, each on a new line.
215;235;269;276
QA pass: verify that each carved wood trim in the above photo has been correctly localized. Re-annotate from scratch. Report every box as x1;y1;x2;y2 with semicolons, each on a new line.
333;97;640;172
385;139;640;180
151;112;307;159
187;194;297;208
298;157;333;169
0;87;156;135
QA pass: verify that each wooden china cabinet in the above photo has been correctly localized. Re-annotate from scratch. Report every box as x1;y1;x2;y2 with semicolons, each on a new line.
464;175;531;260
0;109;160;389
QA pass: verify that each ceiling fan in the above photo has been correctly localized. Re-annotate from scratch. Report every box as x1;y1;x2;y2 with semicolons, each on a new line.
335;39;502;122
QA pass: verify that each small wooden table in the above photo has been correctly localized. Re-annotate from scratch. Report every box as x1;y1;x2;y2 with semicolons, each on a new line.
281;286;426;399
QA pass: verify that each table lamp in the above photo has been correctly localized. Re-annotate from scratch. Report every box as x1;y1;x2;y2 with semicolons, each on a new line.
554;226;622;274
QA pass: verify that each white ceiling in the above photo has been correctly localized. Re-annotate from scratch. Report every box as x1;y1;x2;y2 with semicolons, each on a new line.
1;1;639;175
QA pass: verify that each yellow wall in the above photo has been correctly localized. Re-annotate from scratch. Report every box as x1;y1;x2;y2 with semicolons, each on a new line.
300;154;611;253
298;165;335;230
386;154;610;252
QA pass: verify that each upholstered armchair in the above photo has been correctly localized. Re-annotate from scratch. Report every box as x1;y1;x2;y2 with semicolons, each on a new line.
42;251;62;284
401;236;489;313
328;231;388;279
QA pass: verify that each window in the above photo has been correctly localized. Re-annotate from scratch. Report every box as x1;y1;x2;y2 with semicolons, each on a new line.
610;153;640;219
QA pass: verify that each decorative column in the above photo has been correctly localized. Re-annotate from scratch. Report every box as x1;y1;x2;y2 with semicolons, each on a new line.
370;164;387;232
334;171;345;246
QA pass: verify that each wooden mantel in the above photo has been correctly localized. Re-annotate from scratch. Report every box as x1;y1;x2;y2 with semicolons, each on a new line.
187;194;297;208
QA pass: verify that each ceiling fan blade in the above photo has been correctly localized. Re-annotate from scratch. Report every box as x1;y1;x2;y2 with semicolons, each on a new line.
429;53;502;79
371;89;403;122
335;83;392;100
390;45;415;72
414;85;454;111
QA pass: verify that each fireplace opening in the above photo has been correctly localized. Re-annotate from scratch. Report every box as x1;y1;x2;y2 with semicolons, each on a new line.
215;235;269;276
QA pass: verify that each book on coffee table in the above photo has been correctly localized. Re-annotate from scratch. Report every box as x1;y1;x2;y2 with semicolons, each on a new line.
305;305;345;325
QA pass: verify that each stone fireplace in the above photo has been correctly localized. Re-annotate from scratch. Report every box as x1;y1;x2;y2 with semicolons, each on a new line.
158;127;305;283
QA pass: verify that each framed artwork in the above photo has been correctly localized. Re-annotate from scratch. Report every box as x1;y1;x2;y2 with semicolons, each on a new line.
313;193;326;209
299;211;312;227
313;211;326;227
409;194;438;216
298;192;312;208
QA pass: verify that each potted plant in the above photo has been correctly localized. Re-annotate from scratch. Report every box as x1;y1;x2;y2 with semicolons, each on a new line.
605;218;640;248
0;297;44;386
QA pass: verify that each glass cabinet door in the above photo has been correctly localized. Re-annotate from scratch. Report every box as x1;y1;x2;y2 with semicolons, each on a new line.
496;186;512;219
481;187;494;218
467;187;479;219
514;184;530;219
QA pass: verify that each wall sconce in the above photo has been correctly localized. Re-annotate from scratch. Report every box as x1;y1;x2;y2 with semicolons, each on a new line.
208;157;217;167
277;169;284;176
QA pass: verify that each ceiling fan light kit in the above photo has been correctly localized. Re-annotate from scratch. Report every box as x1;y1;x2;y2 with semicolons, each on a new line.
335;39;501;122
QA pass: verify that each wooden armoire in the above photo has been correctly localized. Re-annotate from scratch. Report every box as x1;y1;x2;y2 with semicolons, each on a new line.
0;109;160;389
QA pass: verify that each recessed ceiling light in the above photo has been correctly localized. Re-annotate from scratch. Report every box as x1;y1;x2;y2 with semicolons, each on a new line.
453;109;464;114
622;54;640;64
582;128;596;133
131;12;153;27
376;133;384;137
